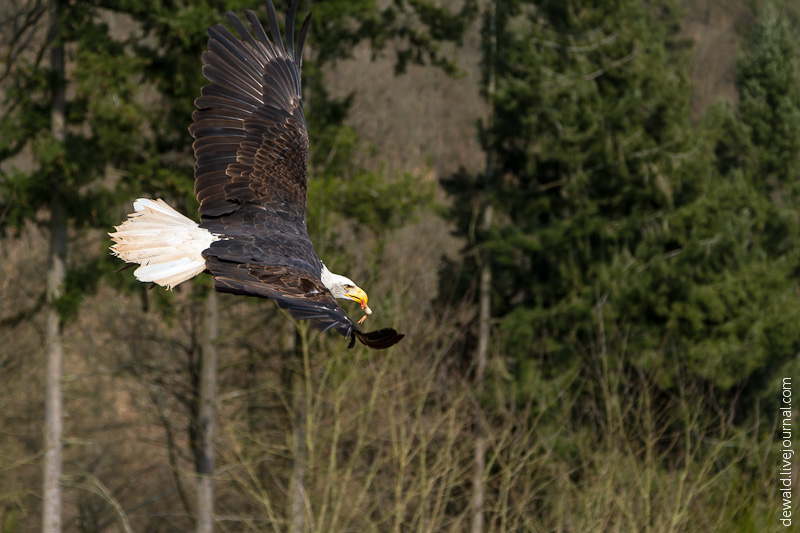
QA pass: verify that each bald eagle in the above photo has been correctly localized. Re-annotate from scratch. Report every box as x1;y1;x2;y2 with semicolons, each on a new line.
109;0;404;350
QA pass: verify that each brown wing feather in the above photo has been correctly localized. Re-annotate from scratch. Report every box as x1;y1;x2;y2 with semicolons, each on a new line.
206;254;404;349
190;1;310;218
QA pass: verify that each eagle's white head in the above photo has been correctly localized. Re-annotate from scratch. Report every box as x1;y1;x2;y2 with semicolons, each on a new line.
321;264;372;316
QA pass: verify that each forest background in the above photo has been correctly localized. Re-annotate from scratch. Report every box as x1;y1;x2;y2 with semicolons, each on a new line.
2;0;800;531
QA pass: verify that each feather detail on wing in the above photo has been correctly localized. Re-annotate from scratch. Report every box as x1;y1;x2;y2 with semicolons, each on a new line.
190;0;311;220
206;255;404;349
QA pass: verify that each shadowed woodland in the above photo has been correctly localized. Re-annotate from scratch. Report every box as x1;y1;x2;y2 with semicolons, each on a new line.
2;0;800;531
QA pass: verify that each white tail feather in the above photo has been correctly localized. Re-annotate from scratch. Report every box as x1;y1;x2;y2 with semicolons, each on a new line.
109;198;220;289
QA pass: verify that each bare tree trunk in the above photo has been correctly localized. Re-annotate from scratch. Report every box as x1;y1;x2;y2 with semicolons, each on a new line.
43;2;66;531
472;2;496;532
288;325;306;533
471;250;490;533
196;290;218;533
471;210;492;533
471;211;492;533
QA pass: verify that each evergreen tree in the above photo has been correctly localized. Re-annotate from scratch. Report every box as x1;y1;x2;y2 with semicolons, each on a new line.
736;2;800;198
0;2;147;231
444;0;800;408
688;1;800;395
0;0;149;308
629;0;800;393
444;0;698;391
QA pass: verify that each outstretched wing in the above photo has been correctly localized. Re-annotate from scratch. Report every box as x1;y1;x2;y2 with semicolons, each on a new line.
206;252;404;349
190;0;311;220
190;2;403;349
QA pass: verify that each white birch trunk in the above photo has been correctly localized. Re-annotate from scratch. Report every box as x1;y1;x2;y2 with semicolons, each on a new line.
43;1;66;530
196;290;218;533
472;2;496;532
288;326;306;533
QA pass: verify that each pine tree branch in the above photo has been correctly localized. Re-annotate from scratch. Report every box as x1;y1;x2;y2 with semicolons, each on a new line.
584;48;638;81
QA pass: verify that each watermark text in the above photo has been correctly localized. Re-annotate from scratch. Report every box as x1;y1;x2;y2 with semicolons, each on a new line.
781;377;793;527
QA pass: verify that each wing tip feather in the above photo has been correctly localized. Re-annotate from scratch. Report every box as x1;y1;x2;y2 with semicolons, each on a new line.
353;328;405;350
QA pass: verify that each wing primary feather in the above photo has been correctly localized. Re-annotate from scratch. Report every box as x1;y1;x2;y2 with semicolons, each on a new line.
285;0;298;58
353;328;405;349
319;321;339;334
208;25;256;70
245;9;272;52
201;63;261;103
208;25;263;82
202;46;261;97
284;310;333;321
225;11;268;64
199;83;260;108
296;14;311;67
264;0;284;54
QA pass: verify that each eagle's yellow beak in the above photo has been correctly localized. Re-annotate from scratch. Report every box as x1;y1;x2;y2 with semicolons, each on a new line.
345;286;372;315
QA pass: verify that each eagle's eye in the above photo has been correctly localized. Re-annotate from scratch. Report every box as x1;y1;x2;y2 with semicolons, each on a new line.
344;284;353;290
